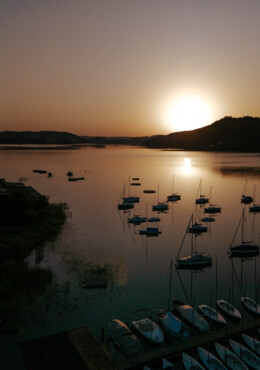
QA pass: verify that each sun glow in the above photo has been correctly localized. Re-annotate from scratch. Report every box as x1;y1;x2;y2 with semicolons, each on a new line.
164;96;212;132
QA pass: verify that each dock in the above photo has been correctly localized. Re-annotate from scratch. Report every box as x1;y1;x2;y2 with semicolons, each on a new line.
108;317;260;369
19;318;260;369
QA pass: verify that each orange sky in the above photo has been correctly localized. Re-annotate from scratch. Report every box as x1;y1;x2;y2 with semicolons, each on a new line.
0;0;260;136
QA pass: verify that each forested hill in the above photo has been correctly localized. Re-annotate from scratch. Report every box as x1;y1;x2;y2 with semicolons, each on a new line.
0;131;84;144
145;116;260;152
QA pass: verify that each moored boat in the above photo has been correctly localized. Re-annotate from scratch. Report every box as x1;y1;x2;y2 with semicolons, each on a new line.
202;217;215;222
68;177;85;181
250;204;260;213
159;311;190;340
241;296;260;316
152;202;169;212
128;215;147;224
123;196;140;203
204;205;221;214
188;223;207;234
176;253;212;270
182;352;205;369
215;342;248;370
176;304;210;333
242;333;260;355
148;217;160;222
229;339;260;369
216;300;241;321
198;346;227;369
139;227;161;236
131;317;164;344
107;319;144;356
198;305;226;326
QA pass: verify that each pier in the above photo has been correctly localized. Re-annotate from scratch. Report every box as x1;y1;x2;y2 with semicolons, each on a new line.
19;318;260;369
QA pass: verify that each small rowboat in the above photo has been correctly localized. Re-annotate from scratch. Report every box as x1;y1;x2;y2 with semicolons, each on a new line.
198;305;226;326
215;342;248;370
198;347;227;369
217;300;241;321
241;296;260;316
182;352;205;369
242;333;260;355
229;339;260;369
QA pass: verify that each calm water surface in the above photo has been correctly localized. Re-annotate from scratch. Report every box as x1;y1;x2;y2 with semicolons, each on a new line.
1;146;260;368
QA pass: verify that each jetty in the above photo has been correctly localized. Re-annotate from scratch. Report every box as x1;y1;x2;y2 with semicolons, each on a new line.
19;318;260;369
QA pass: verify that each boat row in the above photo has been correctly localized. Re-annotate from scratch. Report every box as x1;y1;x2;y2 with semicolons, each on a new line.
108;314;260;369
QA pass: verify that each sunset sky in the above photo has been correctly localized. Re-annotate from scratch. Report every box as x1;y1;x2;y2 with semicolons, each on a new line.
1;0;260;136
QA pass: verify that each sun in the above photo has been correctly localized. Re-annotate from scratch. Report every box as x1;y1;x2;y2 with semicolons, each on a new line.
164;96;212;132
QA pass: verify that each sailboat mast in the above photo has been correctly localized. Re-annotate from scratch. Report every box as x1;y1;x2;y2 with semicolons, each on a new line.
242;208;244;243
172;175;174;194
168;258;173;311
216;259;218;307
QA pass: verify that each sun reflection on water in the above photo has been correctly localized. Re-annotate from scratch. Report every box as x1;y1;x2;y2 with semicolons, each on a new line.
183;158;192;174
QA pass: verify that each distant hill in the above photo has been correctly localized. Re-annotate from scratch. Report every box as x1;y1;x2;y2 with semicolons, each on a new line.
0;131;149;145
0;131;84;144
145;116;260;152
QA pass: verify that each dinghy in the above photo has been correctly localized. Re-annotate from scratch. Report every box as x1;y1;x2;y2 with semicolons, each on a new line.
242;333;260;355
215;342;248;370
160;311;190;340
182;352;205;369
176;305;210;333
198;346;227;369
198;305;226;326
229;339;260;369
131;317;164;344
241;296;260;316
107;319;144;356
217;300;241;321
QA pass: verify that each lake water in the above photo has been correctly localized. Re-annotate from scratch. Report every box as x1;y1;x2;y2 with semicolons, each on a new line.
1;146;260;369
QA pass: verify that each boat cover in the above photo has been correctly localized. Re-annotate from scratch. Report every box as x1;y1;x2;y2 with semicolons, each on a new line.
177;305;210;332
161;312;182;334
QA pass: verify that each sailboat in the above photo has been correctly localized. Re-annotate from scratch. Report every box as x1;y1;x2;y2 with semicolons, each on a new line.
118;183;134;210
123;177;140;203
167;175;181;201
229;339;260;369
128;215;147;224
249;186;260;212
241;296;260;316
107;319;144;356
204;186;222;214
176;304;210;333
182;352;205;370
131;317;164;344
188;212;207;234
198;305;226;326
152;183;169;212
242;333;260;355
216;300;241;321
176;215;212;269
229;209;259;257
197;347;227;369
215;343;248;370
195;178;209;205
241;178;254;204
